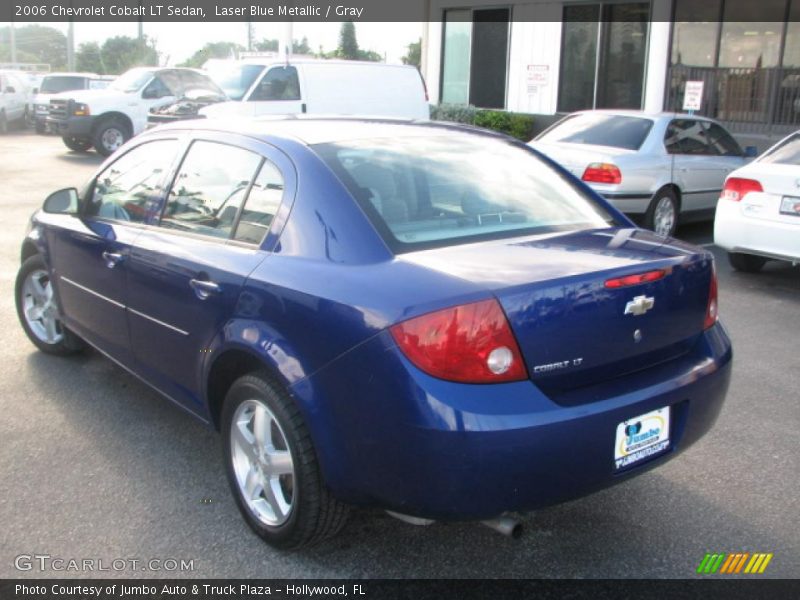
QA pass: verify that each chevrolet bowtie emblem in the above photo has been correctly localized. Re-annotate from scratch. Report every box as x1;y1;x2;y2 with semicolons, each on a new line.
624;295;655;316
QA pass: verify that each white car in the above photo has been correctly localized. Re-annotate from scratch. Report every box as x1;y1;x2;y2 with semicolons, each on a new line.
530;110;755;236
0;70;30;132
714;131;800;272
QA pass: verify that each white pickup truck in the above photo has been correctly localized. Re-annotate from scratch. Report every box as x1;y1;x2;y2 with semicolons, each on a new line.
47;67;223;156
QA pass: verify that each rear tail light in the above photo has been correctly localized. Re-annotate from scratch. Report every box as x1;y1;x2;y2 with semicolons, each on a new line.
390;298;527;384
605;269;667;289
704;262;719;330
582;163;622;184
721;177;762;202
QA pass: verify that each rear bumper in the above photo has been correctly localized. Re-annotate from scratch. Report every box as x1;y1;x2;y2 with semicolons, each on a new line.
600;192;653;216
715;200;800;262
293;323;732;519
46;115;96;138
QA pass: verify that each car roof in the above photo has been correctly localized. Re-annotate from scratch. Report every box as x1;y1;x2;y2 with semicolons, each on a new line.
42;72;99;78
150;116;505;146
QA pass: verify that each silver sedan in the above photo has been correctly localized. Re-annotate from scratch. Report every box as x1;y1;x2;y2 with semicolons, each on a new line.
530;110;754;236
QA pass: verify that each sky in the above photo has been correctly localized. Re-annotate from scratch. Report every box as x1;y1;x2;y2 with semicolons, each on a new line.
9;21;424;65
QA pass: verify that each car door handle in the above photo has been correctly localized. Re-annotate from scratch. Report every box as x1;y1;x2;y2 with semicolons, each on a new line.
101;251;125;268
189;278;221;299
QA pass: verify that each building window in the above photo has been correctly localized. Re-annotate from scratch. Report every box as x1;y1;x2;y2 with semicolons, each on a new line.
440;8;510;109
668;0;800;130
558;2;650;113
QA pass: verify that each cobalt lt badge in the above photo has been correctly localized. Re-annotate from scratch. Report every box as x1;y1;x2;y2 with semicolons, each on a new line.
624;295;655;316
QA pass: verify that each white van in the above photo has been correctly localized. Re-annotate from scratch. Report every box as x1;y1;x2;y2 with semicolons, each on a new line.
199;59;429;120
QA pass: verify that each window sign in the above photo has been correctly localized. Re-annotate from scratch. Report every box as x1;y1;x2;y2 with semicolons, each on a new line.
683;81;705;112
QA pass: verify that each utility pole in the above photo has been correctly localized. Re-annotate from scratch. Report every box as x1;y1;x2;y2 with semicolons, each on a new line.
247;22;254;51
67;21;75;71
10;22;17;64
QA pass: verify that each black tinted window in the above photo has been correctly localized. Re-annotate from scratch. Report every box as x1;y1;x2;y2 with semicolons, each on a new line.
537;114;653;150
664;120;710;155
87;140;179;223
703;122;743;156
40;76;87;93
161;141;262;240
760;133;800;165
249;66;300;101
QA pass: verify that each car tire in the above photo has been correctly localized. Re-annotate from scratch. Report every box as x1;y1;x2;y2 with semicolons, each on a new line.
645;188;679;237
93;118;130;157
15;254;85;355
728;252;767;273
0;111;8;134
35;122;46;134
62;136;92;152
221;371;350;549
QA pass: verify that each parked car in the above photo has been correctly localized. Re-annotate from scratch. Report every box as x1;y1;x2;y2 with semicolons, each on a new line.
46;67;222;156
714;130;800;272
175;59;430;121
16;118;731;549
0;70;30;132
31;72;112;133
530;110;755;236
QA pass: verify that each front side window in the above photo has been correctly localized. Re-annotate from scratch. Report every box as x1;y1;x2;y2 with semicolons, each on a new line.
664;120;710;155
249;67;300;101
160;141;262;240
315;133;615;252
86;140;179;222
142;76;172;99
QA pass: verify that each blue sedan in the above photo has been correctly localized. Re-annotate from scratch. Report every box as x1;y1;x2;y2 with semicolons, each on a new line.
15;118;732;549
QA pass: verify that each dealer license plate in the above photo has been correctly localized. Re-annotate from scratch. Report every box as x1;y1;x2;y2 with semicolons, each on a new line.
614;407;670;470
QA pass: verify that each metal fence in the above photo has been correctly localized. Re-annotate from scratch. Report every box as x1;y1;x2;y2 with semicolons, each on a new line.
666;65;800;137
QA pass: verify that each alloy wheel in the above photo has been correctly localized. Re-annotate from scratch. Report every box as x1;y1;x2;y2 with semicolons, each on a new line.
653;196;676;236
101;127;125;153
21;269;64;345
230;399;295;526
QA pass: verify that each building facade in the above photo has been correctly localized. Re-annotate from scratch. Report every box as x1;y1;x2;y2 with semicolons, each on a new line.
422;0;800;142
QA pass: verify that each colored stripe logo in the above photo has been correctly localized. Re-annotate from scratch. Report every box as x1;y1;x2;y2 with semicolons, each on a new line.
697;552;773;574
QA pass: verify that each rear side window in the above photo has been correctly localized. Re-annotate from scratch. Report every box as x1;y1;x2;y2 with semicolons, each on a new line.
703;122;743;156
315;134;615;252
536;114;653;150
664;120;710;155
232;161;284;245
249;66;300;101
161;141;262;240
87;140;179;223
759;133;800;165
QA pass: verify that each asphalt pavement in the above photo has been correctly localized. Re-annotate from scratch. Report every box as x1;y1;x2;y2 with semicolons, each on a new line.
0;130;797;579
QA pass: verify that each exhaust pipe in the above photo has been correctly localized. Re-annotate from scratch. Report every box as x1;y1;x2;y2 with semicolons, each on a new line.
481;516;523;538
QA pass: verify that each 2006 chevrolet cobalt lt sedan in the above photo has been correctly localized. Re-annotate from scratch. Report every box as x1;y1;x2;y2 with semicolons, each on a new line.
15;118;732;549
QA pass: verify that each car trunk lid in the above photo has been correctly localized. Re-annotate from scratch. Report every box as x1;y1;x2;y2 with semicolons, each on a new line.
403;228;714;400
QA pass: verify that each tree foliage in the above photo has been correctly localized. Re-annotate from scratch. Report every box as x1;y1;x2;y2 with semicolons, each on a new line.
75;41;104;74
0;25;67;70
98;36;159;74
179;42;245;68
254;36;313;55
326;23;381;62
402;40;422;68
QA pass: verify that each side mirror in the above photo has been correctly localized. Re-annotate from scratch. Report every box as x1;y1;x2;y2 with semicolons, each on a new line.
43;188;79;215
4;86;15;94
744;146;758;158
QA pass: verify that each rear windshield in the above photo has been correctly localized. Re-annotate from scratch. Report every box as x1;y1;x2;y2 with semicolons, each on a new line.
315;134;616;252
40;76;86;93
537;114;654;150
759;133;800;165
